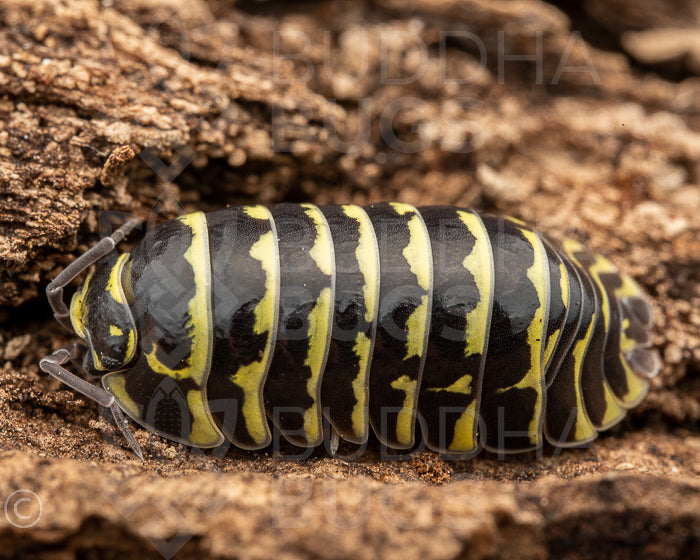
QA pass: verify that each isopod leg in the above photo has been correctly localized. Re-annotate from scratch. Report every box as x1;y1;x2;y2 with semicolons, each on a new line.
39;346;144;460
328;424;340;457
47;217;142;331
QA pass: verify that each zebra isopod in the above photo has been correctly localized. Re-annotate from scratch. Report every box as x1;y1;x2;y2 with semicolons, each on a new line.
40;202;661;459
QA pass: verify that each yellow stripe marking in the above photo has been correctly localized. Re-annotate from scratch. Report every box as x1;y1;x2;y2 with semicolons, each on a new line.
302;203;334;277
342;205;377;441
543;262;569;368
620;318;634;352
228;229;278;445
295;204;335;444
588;255;613;337
569;317;597;442
618;355;649;404
79;268;105;370
618;273;644;299
250;231;278;336
229;361;270;445
303;286;333;443
121;259;135;303
394;205;432;362
390;374;418;446
125;329;135;364
350;332;371;438
342;204;379;324
180;212;213;386
543;328;560;368
106;253;130;305
428;374;472;394
187;389;223;446
390;202;415;216
458;211;493;358
69;270;93;339
244;205;270;220
560;262;570;313
405;295;429;360
401;213;431;291
506;215;527;226
144;344;175;376
103;373;140;417
522;228;547;443
90;351;104;372
449;400;477;451
601;377;624;426
102;253;137;366
144;213;212;385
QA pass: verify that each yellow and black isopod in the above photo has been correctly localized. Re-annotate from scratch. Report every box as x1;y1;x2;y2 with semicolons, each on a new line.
40;203;660;460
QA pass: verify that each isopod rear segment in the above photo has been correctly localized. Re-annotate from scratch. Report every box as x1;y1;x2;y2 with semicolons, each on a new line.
40;203;660;458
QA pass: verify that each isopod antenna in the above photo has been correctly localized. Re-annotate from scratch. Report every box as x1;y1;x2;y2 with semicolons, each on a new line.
46;217;141;331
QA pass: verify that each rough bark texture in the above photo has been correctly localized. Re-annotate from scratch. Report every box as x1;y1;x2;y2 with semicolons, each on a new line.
0;0;698;558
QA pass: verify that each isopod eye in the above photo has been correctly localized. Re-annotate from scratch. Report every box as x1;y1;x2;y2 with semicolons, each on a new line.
70;253;138;373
